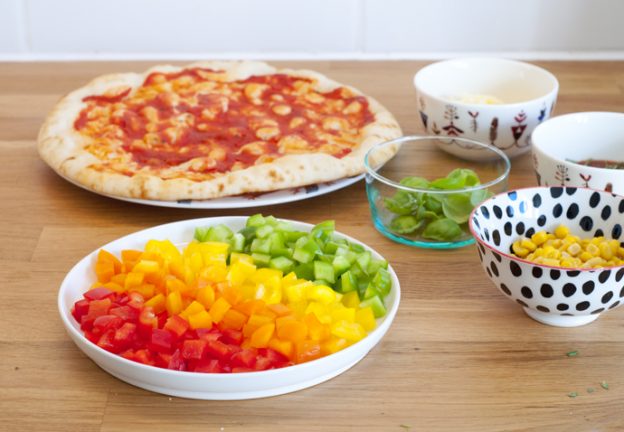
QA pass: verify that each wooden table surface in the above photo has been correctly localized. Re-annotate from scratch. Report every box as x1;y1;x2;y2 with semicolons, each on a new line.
2;61;624;432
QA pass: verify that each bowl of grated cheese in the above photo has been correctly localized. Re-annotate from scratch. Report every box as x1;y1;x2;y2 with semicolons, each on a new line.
414;58;559;161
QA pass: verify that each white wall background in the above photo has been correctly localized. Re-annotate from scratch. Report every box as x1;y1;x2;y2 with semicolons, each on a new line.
1;0;624;60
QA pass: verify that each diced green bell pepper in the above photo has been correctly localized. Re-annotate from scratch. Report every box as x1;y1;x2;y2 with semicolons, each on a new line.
359;295;387;318
246;214;266;227
251;252;271;266
313;261;335;284
294;263;314;280
269;256;294;273
293;236;320;263
332;255;351;276
339;271;357;293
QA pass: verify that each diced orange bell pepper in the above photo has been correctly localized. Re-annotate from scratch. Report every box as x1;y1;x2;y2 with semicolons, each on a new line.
268;337;294;359
166;291;183;316
132;259;160;274
98;249;122;273
130;283;155;300
233;299;264;317
221;284;242;306
320;337;349;355
95;260;115;283
221;309;248;330
295;340;321;364
145;293;166;314
196;286;215;309
121;249;143;270
209;297;231;323
180;301;205;320
268;303;292;317
188;310;213;330
276;319;308;343
101;281;124;293
124;272;144;290
110;273;126;287
250;323;275;348
304;313;329;342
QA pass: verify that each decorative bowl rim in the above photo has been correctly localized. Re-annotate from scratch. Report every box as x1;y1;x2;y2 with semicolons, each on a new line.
413;57;560;109
468;185;624;273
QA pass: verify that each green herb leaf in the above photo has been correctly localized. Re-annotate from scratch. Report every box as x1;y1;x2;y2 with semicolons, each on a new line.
441;193;474;224
399;425;411;430
568;392;578;398
587;387;595;393
601;381;609;390
384;191;417;215
422;218;463;241
399;176;430;189
389;215;423;234
566;350;578;357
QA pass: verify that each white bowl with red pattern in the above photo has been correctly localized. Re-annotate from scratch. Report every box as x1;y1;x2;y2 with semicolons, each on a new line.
57;217;400;400
414;58;559;160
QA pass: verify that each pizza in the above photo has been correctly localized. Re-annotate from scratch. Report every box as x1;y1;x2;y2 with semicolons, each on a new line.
38;61;402;201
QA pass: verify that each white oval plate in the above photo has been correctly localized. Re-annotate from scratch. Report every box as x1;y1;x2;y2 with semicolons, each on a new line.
58;217;400;400
60;174;364;209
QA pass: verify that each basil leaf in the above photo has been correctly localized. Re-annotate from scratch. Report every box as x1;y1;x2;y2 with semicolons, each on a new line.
422;218;463;241
441;193;474;224
384;191;417;215
389;215;423;234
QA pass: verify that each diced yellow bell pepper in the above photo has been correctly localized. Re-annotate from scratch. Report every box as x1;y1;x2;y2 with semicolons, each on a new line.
341;291;360;309
284;281;312;303
355;307;376;331
196;286;215;309
306;285;336;305
124;271;144;290
330;321;366;342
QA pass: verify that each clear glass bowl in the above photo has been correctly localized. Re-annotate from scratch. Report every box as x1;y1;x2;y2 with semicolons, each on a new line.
364;136;511;249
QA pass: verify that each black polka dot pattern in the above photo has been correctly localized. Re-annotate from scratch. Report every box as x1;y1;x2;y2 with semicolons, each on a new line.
469;187;624;322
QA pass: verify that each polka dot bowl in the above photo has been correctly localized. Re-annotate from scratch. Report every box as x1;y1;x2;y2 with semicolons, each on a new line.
469;186;624;327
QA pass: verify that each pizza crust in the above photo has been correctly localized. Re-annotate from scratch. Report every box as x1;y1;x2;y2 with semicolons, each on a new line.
38;61;402;201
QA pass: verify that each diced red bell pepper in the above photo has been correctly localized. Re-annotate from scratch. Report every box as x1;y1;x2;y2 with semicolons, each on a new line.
127;292;145;309
221;328;243;345
196;328;221;342
84;287;115;301
138;307;158;337
230;348;257;369
113;322;137;351
167;349;186;371
254;356;274;371
181;340;208;360
192;358;221;373
72;299;90;322
205;340;233;361
97;329;117;351
163;315;190;339
93;314;124;334
133;349;156;366
149;328;174;353
110;305;139;322
81;298;113;331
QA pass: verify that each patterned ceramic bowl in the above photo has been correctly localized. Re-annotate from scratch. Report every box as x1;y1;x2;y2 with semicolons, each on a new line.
414;58;559;161
469;186;624;327
532;112;624;195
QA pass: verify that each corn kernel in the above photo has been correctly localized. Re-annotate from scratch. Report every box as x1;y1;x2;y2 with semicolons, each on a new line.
600;243;614;260
520;239;537;252
512;241;529;258
587;244;600;257
531;231;548;246
567;243;581;256
555;225;569;239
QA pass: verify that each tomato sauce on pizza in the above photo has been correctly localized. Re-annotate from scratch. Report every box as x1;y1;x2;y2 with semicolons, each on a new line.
73;67;375;180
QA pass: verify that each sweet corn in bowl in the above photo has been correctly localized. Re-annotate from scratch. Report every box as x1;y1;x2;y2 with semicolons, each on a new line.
512;225;624;268
469;187;624;327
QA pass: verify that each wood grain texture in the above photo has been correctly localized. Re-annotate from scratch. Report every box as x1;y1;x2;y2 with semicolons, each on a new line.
1;61;624;432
